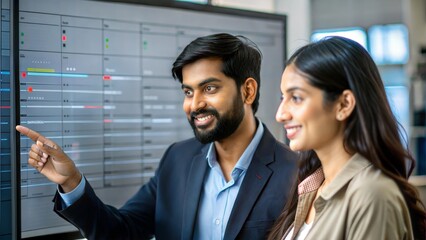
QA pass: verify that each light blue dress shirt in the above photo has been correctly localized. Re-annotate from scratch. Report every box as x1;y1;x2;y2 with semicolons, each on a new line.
61;122;264;240
194;122;264;240
59;174;86;207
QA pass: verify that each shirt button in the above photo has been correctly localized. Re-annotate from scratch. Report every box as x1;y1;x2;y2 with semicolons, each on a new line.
215;219;220;225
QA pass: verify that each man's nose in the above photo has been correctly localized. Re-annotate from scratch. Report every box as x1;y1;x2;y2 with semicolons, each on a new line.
190;93;207;112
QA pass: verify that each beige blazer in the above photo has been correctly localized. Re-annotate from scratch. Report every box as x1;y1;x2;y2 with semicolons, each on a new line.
283;153;413;240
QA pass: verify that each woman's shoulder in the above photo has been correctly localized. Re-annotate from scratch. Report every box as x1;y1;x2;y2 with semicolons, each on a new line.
346;163;404;205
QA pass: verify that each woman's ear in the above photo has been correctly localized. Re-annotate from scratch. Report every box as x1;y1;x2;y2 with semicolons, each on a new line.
336;90;356;121
241;78;258;104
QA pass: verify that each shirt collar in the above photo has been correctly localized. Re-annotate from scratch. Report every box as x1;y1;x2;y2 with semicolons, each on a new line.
320;153;371;200
297;153;371;198
298;167;324;195
206;120;264;172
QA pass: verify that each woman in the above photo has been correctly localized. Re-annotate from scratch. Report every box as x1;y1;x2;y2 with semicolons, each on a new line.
269;36;426;240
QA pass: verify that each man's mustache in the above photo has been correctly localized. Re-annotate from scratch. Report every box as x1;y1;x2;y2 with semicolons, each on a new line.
190;109;219;119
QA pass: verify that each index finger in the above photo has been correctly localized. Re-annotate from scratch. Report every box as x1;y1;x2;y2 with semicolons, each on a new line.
16;125;44;142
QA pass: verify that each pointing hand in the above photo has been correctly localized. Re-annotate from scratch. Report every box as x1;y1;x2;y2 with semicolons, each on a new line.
16;125;82;192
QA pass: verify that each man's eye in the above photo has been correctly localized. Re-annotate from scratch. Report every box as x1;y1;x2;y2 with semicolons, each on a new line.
183;90;193;97
205;86;216;92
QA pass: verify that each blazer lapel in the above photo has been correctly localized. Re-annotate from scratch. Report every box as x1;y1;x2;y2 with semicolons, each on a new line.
224;128;275;240
181;145;209;240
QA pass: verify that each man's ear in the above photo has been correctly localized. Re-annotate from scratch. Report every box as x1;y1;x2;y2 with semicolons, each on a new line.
335;90;356;121
241;78;258;104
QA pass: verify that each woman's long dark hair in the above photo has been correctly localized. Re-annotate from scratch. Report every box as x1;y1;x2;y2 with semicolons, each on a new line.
268;36;426;240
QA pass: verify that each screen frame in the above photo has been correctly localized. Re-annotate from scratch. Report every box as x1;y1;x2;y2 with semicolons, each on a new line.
11;0;20;239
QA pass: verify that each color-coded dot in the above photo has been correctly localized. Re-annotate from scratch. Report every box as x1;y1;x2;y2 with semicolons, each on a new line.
27;87;33;92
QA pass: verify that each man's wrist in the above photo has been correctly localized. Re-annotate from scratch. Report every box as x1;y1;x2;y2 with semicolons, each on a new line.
60;172;82;193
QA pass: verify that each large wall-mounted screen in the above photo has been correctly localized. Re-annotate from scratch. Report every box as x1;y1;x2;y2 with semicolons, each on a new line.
17;0;286;238
0;0;12;239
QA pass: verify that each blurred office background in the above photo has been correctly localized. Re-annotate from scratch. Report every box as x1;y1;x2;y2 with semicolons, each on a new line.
180;0;426;203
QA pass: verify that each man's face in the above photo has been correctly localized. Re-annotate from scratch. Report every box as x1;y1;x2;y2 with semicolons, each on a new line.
181;58;245;144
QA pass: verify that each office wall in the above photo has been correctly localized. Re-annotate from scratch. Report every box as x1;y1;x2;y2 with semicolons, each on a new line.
311;0;403;29
212;0;274;12
275;0;311;56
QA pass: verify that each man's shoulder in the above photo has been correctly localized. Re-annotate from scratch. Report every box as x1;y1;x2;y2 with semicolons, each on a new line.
167;137;207;155
259;125;295;156
251;125;298;173
157;138;207;171
172;137;204;148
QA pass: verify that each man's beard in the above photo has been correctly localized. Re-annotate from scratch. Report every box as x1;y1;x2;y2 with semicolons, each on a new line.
188;95;245;144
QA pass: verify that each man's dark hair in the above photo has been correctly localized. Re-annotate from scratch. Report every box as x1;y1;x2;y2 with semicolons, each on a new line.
171;33;262;114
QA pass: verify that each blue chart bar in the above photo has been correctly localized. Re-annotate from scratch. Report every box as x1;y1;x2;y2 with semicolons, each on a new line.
27;72;89;78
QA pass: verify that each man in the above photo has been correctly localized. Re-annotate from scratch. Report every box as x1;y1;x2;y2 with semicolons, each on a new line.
16;33;297;240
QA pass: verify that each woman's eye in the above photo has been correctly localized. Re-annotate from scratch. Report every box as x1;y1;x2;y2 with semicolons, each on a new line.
291;96;302;103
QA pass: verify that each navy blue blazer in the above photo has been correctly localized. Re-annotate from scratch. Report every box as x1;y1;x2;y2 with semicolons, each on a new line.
54;124;298;240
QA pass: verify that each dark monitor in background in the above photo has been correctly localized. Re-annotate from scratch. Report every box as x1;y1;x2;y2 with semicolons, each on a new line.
368;24;409;65
17;0;287;238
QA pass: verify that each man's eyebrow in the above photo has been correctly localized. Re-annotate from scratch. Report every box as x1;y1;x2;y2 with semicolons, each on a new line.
181;77;221;89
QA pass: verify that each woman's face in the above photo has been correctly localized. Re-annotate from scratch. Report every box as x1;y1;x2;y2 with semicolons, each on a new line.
276;64;343;152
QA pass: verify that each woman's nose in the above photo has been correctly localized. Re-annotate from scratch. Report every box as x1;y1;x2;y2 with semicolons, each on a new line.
275;101;291;123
